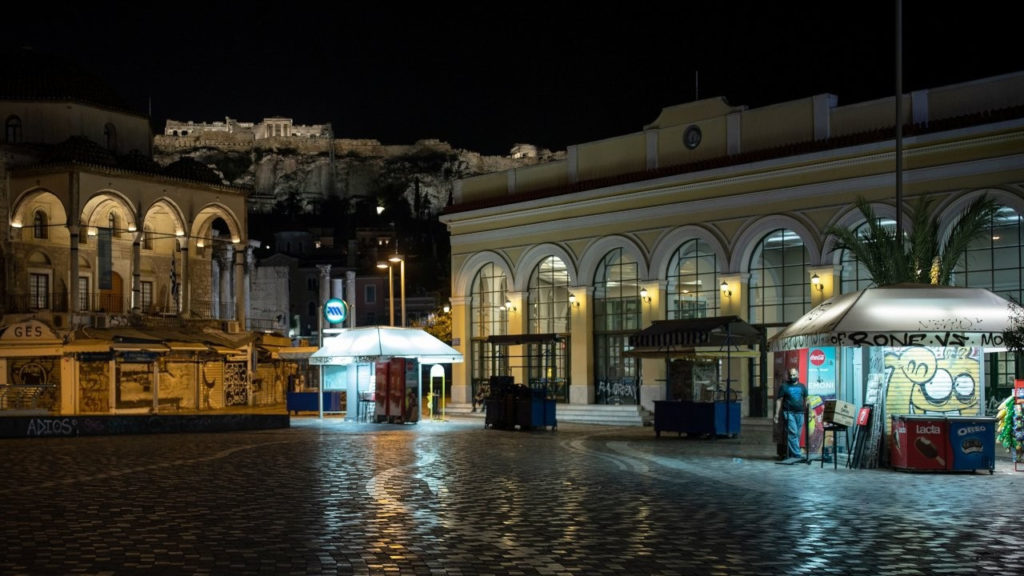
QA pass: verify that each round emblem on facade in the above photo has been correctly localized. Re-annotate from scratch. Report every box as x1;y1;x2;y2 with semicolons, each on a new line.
323;298;348;324
683;124;702;150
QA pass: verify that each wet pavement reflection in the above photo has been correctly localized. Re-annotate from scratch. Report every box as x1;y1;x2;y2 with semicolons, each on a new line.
1;416;1020;575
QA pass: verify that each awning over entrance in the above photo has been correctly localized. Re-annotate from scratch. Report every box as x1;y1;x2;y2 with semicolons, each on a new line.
60;326;255;358
309;326;463;366
626;316;761;359
768;284;1016;352
486;333;563;345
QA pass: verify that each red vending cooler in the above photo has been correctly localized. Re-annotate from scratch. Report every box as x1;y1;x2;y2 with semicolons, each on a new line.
891;415;948;471
374;358;419;424
374;360;393;422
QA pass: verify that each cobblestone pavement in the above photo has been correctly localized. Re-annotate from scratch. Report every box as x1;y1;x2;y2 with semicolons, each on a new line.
1;416;1021;575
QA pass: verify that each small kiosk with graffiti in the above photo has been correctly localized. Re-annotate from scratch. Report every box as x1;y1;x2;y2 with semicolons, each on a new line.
769;284;1012;470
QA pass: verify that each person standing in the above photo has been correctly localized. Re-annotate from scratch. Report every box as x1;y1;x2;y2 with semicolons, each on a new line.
774;367;809;462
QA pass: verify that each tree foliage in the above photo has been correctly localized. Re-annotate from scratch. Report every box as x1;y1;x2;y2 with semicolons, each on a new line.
824;194;999;287
415;305;452;344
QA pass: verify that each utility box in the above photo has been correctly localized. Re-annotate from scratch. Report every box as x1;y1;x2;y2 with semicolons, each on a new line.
823;400;856;427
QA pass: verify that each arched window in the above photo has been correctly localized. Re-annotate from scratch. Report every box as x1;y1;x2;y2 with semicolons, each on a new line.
104;122;118;153
526;256;571;401
33;210;48;239
748;228;811;326
593;248;640;405
469;263;508;409
667;239;720;319
954;204;1024;403
838;218;896;293
4;115;22;144
528;256;571;334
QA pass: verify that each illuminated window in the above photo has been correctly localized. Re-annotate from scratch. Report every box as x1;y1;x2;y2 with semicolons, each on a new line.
33;211;47;239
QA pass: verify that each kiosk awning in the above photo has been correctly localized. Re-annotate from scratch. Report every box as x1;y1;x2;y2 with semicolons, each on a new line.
768;284;1016;352
626;316;761;358
310;326;463;365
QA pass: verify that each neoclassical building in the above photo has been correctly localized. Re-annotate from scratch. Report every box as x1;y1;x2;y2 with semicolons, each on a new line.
440;70;1024;424
0;48;307;417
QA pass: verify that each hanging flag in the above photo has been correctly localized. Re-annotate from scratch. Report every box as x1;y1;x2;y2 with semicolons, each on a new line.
98;228;112;290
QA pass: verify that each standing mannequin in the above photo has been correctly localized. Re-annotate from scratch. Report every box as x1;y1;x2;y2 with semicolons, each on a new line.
774;367;809;463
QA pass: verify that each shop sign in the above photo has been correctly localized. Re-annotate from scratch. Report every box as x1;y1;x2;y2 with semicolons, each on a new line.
120;351;158;363
1;319;57;342
323;298;348;324
79;352;113;362
781;330;1003;350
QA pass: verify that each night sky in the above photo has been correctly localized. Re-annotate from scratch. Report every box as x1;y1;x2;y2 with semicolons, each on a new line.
11;2;1021;156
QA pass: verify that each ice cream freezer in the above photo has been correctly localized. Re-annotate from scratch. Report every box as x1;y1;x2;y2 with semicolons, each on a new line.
890;415;995;474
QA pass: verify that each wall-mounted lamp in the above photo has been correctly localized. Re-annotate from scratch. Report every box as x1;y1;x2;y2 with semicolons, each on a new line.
640;288;651;304
504;299;516;312
720;281;732;297
569;293;580;308
811;274;823;292
443;303;451;314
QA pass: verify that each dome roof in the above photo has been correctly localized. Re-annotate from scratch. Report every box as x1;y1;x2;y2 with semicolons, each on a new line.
0;46;131;111
44;136;118;166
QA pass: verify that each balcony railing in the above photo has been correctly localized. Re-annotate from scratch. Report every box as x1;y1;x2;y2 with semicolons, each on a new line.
4;292;70;313
3;292;285;334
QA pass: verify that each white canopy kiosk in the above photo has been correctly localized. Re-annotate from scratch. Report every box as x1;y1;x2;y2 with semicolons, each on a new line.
309;326;463;420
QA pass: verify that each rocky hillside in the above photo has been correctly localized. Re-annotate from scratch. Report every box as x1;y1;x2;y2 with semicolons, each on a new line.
153;134;561;217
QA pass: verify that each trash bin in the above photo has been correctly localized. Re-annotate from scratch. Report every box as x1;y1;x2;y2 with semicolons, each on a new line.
527;387;557;430
485;376;515;430
946;416;996;474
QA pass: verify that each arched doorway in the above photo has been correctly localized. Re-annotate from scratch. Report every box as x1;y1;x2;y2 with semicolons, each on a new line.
99;272;124;313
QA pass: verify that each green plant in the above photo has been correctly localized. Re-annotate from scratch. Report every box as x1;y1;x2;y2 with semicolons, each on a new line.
824;194;999;287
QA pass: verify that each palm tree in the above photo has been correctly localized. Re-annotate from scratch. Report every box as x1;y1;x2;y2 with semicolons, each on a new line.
825;194;1000;287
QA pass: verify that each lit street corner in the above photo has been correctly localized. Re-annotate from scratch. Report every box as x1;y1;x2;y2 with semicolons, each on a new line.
1;418;1022;575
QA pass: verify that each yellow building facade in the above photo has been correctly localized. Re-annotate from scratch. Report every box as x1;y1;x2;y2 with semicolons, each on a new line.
440;71;1024;423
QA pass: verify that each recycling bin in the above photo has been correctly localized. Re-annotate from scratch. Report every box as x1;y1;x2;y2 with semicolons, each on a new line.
946;416;996;474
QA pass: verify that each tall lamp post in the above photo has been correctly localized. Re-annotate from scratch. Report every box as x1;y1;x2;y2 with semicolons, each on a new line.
389;254;405;327
377;261;395;326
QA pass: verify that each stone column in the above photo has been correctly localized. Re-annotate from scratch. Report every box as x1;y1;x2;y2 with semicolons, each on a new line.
69;224;80;314
131;232;141;312
181;245;191;317
234;244;246;327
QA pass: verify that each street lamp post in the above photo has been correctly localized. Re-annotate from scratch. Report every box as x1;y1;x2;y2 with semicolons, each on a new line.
377;261;395;326
389;254;405;327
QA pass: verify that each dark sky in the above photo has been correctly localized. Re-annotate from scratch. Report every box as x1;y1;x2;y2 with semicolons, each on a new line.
12;2;1022;156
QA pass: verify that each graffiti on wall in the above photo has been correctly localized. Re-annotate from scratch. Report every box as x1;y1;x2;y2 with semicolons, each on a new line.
883;346;981;417
224;361;248;406
79;361;110;413
10;357;56;386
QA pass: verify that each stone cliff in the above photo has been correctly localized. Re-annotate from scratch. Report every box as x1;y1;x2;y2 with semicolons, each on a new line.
153;133;562;216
